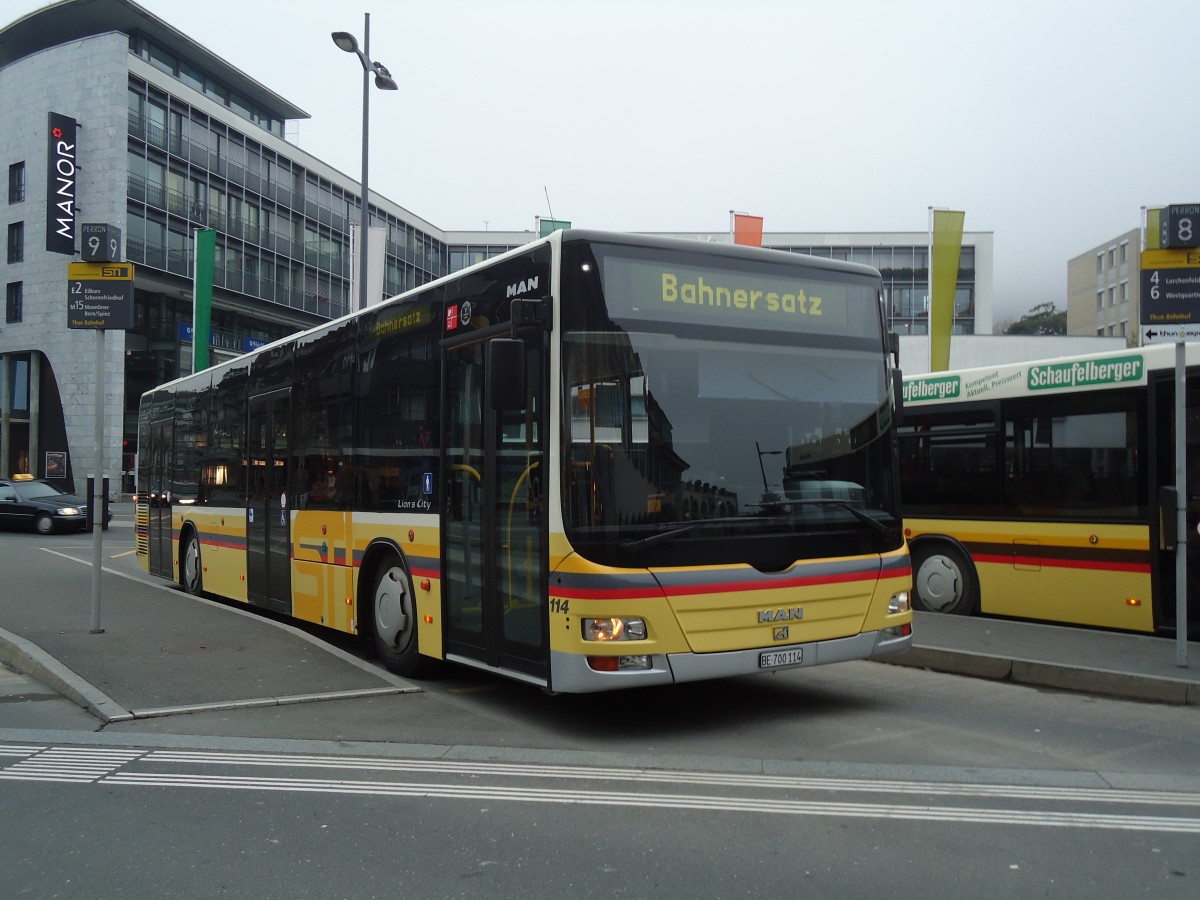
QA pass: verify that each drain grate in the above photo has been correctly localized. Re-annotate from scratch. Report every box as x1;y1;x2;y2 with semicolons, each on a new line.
160;640;244;655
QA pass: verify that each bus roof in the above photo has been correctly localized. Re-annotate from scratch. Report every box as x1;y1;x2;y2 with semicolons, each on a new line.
143;230;882;401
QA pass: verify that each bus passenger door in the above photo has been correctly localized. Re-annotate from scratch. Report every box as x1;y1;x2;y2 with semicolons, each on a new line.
147;418;173;580
1155;372;1200;640
442;335;548;681
247;390;291;614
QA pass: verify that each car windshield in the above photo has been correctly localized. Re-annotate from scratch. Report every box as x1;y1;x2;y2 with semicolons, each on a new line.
16;481;70;499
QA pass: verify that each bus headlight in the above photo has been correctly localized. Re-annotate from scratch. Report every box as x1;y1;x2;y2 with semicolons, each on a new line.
888;591;910;614
583;617;647;641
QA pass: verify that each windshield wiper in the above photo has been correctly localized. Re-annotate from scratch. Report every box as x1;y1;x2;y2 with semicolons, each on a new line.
620;524;697;554
754;498;892;536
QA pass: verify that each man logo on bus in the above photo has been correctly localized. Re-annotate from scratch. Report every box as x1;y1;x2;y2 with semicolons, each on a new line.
506;276;539;298
759;607;804;623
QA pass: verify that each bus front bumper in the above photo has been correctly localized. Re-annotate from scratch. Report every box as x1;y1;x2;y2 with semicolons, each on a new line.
549;627;913;693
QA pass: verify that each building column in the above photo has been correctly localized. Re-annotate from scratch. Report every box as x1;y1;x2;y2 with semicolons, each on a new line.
29;353;40;478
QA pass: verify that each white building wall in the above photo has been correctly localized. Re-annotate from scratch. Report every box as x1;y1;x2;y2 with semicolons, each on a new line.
898;335;1127;376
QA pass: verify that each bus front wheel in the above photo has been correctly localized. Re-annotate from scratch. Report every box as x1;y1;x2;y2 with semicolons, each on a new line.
370;553;428;677
912;542;978;615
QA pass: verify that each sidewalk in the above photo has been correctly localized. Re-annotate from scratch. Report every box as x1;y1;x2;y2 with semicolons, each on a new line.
883;612;1200;705
0;512;417;725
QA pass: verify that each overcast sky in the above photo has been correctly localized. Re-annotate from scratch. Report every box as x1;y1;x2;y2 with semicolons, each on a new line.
11;0;1199;321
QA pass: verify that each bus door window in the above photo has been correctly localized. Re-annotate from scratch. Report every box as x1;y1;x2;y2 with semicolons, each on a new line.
444;345;485;637
497;335;544;648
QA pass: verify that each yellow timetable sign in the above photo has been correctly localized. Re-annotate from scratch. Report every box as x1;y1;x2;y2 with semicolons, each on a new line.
1140;248;1200;269
67;262;135;280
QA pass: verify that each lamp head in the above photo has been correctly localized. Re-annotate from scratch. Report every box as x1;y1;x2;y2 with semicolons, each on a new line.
331;31;359;53
372;63;399;90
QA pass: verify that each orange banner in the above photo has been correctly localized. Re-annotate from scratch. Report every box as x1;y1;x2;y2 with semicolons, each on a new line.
733;213;764;247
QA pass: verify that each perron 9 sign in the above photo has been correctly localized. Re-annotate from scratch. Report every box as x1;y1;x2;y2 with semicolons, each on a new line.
45;112;78;255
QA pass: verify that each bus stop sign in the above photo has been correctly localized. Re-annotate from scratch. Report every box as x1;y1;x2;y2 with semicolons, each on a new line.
66;261;135;330
1140;248;1200;343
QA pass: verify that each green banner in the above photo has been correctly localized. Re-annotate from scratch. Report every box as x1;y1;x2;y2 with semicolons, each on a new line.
1027;355;1145;390
193;228;216;373
538;217;571;238
902;374;961;404
929;210;964;372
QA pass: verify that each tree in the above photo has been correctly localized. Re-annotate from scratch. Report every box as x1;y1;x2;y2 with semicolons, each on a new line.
1005;301;1066;335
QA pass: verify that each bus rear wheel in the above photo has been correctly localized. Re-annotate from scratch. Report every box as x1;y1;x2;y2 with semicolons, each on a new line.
912;542;978;615
370;553;428;677
181;531;203;595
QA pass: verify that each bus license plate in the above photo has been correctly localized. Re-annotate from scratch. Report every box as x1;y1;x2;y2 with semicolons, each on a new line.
759;648;803;668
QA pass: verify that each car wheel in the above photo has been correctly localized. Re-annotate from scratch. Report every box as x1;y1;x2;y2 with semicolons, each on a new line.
912;542;979;615
35;512;54;535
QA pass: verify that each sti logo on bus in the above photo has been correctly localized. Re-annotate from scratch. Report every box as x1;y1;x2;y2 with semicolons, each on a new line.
506;276;539;298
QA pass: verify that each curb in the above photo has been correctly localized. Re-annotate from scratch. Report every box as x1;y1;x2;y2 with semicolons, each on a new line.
0;625;133;722
879;646;1200;706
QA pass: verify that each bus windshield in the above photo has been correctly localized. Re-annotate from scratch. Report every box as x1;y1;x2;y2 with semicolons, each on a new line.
560;241;902;570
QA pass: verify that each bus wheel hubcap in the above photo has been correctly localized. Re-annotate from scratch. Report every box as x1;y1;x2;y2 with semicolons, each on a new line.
917;556;961;612
376;567;410;645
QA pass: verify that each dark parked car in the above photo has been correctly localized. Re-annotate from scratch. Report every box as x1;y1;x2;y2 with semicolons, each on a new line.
0;478;106;534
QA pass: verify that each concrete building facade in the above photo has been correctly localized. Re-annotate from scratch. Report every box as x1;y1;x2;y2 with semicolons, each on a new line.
1067;227;1141;342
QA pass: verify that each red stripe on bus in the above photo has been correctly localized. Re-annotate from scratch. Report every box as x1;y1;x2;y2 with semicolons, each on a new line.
554;568;910;602
973;553;1150;574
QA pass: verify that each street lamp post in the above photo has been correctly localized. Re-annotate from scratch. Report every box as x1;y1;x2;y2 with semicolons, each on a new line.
332;15;397;312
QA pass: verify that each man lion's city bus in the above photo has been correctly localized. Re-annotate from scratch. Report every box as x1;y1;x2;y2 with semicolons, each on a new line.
138;230;912;691
900;344;1199;637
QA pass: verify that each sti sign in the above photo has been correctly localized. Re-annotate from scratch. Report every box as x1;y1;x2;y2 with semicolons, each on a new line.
45;112;78;255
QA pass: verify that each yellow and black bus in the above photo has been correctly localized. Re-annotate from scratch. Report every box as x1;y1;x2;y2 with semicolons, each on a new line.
900;344;1199;636
138;230;911;691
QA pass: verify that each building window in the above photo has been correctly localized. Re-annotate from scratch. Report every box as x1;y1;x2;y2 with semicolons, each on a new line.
1096;253;1103;274
1120;281;1128;303
1119;241;1128;264
6;221;23;263
7;162;24;203
1109;287;1116;307
1109;248;1116;267
1096;291;1103;311
5;282;21;323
